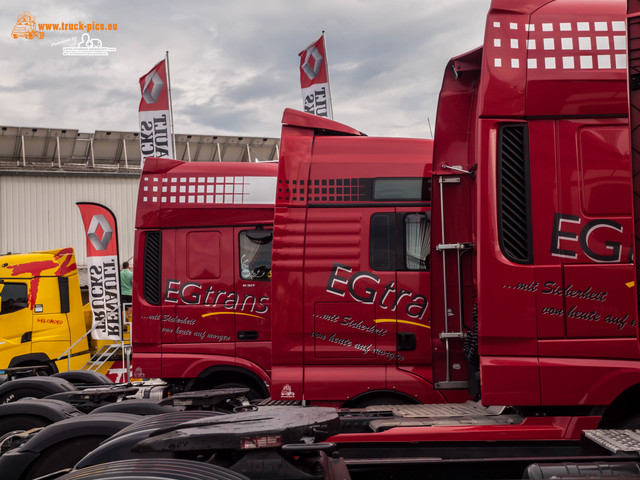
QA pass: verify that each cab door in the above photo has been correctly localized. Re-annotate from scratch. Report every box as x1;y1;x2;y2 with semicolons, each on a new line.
172;229;236;351
0;281;32;365
370;209;434;379
31;276;74;356
234;227;272;368
395;208;432;369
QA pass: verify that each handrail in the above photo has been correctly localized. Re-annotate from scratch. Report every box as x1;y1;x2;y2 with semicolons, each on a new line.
57;303;132;379
57;323;95;371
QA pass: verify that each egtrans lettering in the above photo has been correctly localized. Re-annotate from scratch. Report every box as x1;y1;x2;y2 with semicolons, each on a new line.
326;262;428;320
164;278;269;314
550;213;629;263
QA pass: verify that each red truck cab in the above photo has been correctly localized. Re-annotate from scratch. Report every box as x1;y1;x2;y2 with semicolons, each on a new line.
431;0;635;415
132;157;277;397
269;109;470;407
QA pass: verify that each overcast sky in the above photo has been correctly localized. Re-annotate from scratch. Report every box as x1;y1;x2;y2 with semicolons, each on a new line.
1;1;491;139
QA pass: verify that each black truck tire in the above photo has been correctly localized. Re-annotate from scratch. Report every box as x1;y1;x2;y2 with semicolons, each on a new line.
0;414;50;437
0;398;81;437
0;413;141;480
0;376;76;403
56;458;250;480
76;410;226;469
89;399;178;416
23;435;106;479
52;370;114;388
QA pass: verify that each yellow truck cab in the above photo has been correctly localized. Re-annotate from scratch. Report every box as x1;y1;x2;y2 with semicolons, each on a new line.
0;248;92;373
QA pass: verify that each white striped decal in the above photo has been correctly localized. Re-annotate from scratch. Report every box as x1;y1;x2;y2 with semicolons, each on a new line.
140;175;276;205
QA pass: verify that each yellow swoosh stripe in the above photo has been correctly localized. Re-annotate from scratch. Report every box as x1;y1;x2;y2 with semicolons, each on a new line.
374;319;431;329
202;311;265;320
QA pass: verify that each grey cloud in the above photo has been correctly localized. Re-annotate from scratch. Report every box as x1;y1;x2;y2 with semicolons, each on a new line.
1;0;491;137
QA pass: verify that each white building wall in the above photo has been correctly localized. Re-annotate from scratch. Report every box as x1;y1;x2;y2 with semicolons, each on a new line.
0;173;139;274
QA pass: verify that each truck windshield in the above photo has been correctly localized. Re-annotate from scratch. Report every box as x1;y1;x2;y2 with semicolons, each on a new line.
0;282;28;315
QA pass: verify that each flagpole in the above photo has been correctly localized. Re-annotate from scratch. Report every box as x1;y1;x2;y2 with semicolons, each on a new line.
321;31;334;119
165;50;177;159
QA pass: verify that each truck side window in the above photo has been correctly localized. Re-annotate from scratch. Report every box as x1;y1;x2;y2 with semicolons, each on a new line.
405;213;430;270
239;229;273;281
0;283;28;315
373;178;431;201
370;213;396;270
370;212;430;271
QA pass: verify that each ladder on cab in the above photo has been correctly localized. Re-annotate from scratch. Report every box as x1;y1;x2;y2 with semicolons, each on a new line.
434;170;474;390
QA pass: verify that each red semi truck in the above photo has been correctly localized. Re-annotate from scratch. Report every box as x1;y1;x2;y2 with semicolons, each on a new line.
312;0;637;445
268;110;468;407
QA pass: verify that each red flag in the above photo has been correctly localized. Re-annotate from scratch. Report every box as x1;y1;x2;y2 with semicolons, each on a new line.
139;58;174;167
299;34;333;119
77;202;122;341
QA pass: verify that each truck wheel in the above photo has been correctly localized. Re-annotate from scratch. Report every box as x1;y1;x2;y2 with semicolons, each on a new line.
0;413;140;479
0;377;76;403
24;436;107;479
52;370;114;387
54;458;250;480
0;415;49;437
89;399;177;416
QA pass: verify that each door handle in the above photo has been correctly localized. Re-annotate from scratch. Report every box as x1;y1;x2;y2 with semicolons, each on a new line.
397;332;416;351
237;330;259;340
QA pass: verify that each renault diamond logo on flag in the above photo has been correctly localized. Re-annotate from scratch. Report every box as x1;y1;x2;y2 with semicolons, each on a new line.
299;33;333;119
139;56;175;167
88;214;113;251
77;202;122;341
142;70;164;104
301;46;322;80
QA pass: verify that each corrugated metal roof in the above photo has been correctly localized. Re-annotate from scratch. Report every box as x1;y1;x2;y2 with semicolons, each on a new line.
0;126;279;169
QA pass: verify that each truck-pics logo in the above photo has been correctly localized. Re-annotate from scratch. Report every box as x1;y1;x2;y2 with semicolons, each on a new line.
11;12;118;41
11;12;44;39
